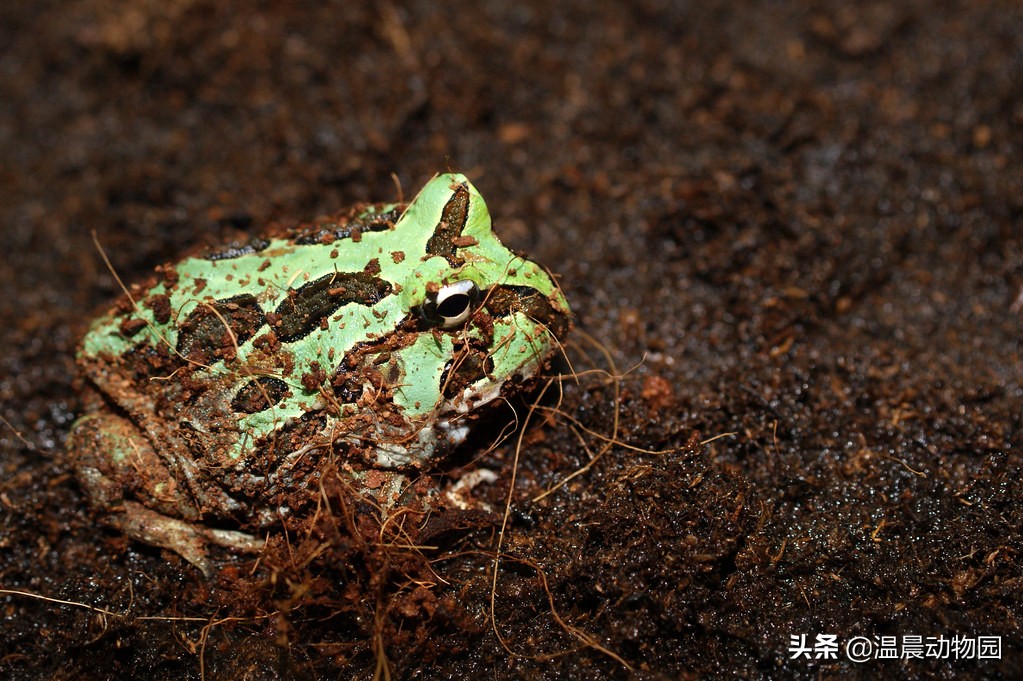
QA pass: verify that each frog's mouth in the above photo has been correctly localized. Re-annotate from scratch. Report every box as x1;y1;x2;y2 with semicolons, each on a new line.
435;345;552;442
368;355;548;470
434;372;513;445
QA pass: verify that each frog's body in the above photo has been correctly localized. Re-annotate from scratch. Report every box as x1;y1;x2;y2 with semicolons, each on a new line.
68;173;570;574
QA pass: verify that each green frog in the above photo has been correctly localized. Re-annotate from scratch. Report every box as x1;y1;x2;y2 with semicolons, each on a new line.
68;173;570;575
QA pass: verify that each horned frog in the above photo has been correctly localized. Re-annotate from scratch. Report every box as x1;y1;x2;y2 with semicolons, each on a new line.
68;173;570;574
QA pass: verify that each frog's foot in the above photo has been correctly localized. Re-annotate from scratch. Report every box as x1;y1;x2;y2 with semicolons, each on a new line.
111;501;263;577
206;527;265;552
444;468;499;511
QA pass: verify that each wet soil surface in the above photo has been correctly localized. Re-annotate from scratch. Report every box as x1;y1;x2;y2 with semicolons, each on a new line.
2;1;1021;679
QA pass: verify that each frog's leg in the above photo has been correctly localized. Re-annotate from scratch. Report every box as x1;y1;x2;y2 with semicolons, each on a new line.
112;501;262;576
68;413;262;576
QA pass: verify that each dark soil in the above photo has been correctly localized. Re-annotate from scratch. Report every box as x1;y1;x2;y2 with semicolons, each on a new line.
2;1;1021;679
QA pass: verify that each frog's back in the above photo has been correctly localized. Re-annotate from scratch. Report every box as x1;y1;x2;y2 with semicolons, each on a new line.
78;173;570;469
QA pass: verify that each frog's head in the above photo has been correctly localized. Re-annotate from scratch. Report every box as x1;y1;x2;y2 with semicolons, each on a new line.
364;173;571;465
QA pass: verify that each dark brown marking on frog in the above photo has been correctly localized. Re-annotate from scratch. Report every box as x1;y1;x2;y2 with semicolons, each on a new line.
227;411;329;486
293;207;402;245
483;285;570;339
176;293;266;364
231;376;290;414
332;341;387;404
330;320;416;403
273;272;392;343
331;366;363;404
426;183;470;266
206;237;271;261
120;342;184;384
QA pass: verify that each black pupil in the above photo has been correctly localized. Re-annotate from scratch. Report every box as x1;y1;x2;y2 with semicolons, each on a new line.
437;293;471;319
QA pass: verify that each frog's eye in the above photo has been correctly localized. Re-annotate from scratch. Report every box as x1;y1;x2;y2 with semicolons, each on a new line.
425;280;480;329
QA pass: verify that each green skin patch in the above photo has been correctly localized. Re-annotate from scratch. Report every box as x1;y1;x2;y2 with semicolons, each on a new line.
68;173;570;572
